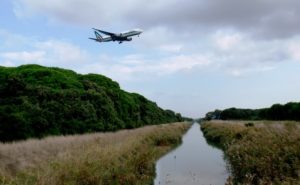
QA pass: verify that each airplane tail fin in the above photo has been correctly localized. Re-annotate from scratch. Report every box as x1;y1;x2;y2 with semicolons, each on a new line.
94;31;103;41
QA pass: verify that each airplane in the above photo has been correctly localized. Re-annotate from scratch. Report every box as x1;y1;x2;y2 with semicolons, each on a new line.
89;28;143;44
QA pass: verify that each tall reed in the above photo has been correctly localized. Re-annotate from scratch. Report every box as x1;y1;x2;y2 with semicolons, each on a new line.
0;122;190;185
201;120;300;185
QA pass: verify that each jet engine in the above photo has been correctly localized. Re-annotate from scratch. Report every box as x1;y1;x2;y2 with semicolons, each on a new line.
126;37;132;41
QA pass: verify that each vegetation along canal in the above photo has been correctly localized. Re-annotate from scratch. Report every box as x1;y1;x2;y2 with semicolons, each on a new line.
154;123;228;185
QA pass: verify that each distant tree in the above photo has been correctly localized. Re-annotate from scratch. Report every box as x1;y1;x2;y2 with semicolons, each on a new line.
203;102;300;121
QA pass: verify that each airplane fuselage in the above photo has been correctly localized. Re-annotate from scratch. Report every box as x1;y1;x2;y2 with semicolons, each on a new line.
89;28;142;44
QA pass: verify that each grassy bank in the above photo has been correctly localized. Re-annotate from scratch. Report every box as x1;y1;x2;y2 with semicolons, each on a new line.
201;120;300;185
0;122;190;185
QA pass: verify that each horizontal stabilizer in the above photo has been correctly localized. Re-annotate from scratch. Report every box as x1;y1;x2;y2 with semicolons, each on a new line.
89;38;100;42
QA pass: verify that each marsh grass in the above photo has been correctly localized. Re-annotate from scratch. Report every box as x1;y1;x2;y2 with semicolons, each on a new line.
0;122;190;185
201;120;300;185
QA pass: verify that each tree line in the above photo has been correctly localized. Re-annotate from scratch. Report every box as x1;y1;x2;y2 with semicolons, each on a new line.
203;102;300;121
0;64;183;142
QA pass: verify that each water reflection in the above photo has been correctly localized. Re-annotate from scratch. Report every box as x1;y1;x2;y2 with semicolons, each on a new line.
154;123;228;185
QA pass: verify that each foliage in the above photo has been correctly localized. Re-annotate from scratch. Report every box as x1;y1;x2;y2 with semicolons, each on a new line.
0;64;183;142
201;121;300;185
203;102;300;121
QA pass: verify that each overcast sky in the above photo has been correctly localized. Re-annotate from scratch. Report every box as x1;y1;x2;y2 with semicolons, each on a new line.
1;0;300;118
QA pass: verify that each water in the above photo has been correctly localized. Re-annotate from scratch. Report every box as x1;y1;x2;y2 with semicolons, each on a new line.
154;123;228;185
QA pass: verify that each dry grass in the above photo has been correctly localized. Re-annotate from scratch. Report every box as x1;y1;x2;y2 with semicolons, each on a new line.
0;122;190;185
201;120;300;185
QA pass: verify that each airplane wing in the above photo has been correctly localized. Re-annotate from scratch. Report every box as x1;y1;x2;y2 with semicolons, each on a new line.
93;28;116;36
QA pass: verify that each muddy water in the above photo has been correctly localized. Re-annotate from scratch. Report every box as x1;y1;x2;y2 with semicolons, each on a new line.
154;123;228;185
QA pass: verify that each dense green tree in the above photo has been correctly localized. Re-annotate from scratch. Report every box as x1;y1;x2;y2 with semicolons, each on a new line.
0;64;182;142
204;102;300;121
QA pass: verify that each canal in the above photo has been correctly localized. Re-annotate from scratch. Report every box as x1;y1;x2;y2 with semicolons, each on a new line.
154;123;228;185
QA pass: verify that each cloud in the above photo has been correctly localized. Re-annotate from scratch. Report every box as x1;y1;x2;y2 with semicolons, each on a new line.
159;44;183;53
0;28;295;81
0;32;89;69
0;29;33;49
0;30;211;82
288;41;300;61
209;30;292;77
77;54;211;82
1;51;45;62
11;0;300;80
213;31;243;51
1;61;17;67
13;0;300;39
157;54;211;74
13;0;138;26
35;40;89;65
134;26;186;52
